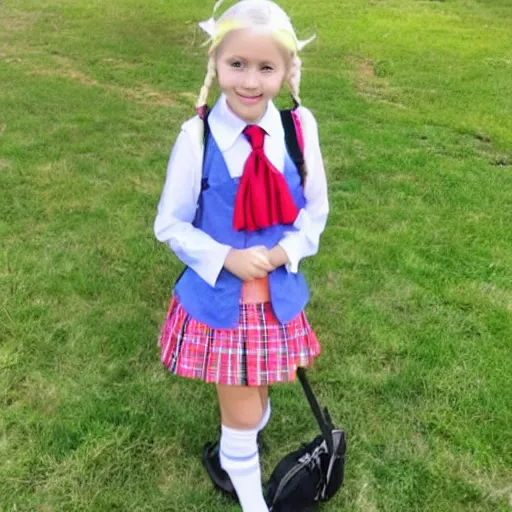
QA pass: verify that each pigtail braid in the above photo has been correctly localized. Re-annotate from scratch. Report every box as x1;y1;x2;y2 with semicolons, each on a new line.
288;53;302;108
196;54;216;110
287;54;307;185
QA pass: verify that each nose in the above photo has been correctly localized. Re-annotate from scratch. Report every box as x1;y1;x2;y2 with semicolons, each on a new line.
241;69;259;89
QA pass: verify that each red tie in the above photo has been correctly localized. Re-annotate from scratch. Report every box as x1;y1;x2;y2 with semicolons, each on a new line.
233;125;299;231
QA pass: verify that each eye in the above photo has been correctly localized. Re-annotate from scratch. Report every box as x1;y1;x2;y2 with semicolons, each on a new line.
261;65;274;72
230;60;243;69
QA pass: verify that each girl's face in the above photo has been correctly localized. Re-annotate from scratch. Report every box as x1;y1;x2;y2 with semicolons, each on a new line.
215;28;290;123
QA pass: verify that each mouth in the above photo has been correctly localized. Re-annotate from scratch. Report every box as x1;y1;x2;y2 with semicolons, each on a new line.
236;93;263;105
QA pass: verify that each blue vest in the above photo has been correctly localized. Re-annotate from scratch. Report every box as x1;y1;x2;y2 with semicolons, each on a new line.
174;132;309;329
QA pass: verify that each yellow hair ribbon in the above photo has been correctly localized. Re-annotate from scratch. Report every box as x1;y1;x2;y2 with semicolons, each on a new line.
273;29;298;53
211;22;298;53
212;20;244;49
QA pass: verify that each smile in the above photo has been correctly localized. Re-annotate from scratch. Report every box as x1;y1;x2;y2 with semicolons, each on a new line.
237;93;263;104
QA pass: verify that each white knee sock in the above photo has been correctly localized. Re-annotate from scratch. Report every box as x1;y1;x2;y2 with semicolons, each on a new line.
220;424;269;512
257;399;271;432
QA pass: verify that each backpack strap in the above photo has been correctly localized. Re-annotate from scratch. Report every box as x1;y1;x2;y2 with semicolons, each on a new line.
291;109;305;155
198;107;305;189
296;367;335;454
280;109;306;186
201;110;211;192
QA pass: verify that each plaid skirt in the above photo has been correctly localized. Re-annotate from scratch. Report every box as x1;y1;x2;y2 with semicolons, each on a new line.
159;296;321;386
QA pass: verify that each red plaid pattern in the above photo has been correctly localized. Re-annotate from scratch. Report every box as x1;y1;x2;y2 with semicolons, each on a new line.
159;297;321;386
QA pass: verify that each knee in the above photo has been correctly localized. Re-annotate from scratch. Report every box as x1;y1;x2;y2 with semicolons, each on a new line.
222;409;262;430
222;414;261;430
217;384;266;430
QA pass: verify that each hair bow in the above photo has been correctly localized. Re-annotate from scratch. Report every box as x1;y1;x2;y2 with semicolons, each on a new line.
197;0;316;51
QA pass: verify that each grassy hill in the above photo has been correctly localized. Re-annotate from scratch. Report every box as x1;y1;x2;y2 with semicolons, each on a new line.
1;0;511;510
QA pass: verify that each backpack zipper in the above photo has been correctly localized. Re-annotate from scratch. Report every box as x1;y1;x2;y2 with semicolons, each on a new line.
271;443;326;507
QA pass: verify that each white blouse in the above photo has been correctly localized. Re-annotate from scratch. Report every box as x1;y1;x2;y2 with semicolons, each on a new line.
154;94;329;287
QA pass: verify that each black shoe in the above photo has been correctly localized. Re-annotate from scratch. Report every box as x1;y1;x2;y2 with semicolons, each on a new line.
202;441;237;500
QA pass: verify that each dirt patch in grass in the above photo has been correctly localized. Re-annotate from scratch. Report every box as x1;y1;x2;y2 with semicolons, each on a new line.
491;155;510;167
100;57;140;70
349;57;407;109
0;9;39;33
357;59;376;81
0;41;44;62
441;450;512;507
22;53;200;107
355;479;379;512
27;67;179;107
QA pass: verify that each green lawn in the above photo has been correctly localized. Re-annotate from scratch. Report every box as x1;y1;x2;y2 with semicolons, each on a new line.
1;0;511;510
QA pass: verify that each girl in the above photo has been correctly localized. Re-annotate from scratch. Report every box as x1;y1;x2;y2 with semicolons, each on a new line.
154;1;328;510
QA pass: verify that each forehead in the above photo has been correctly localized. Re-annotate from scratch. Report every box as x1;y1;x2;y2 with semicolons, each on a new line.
217;28;289;63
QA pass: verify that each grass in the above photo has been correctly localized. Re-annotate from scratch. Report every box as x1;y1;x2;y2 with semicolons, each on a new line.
1;0;511;510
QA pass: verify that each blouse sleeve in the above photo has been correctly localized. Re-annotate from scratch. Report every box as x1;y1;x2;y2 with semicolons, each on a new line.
154;125;232;287
277;106;329;272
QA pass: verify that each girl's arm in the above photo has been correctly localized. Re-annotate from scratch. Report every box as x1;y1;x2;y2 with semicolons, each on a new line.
154;123;273;284
154;124;232;287
275;106;329;272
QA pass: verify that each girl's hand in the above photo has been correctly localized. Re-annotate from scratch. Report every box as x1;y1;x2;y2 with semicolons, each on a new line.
267;245;289;270
224;246;273;281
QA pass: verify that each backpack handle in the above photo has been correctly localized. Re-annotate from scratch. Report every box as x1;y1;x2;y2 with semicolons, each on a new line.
296;367;335;455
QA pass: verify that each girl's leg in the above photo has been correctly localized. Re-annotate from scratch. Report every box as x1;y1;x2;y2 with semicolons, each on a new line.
217;384;265;429
257;386;271;435
217;384;269;512
258;386;268;412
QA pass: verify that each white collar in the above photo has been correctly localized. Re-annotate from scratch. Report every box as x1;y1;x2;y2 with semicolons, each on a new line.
208;94;284;151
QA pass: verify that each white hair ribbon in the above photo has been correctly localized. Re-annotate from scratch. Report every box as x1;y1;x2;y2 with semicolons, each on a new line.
198;0;227;38
197;0;316;52
297;33;316;51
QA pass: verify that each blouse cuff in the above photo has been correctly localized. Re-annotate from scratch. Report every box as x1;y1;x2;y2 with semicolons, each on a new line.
278;236;301;274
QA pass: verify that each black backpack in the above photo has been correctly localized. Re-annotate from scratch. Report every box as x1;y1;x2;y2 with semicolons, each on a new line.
265;368;347;512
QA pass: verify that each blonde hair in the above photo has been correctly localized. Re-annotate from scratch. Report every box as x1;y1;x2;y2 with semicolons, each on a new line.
288;53;302;108
197;54;217;111
196;0;313;112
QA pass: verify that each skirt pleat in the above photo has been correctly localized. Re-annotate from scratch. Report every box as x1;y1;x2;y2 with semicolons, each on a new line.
159;296;320;386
